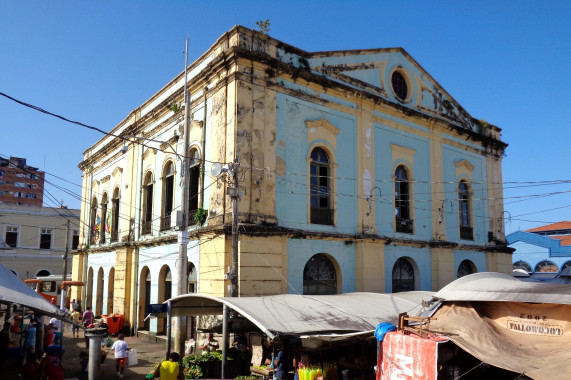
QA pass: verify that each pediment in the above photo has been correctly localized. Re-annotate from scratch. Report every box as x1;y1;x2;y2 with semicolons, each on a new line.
142;147;157;160
112;166;123;177
454;159;475;173
305;119;340;150
308;48;481;132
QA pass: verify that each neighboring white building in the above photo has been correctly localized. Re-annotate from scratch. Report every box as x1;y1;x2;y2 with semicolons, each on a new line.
0;203;80;280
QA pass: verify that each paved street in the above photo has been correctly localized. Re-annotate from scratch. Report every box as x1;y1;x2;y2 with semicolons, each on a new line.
5;330;168;379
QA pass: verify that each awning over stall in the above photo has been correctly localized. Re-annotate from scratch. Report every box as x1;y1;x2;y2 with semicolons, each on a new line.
0;263;74;323
166;291;434;340
430;272;571;379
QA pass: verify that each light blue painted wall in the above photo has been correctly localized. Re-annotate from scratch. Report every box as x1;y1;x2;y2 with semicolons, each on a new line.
384;245;432;292
373;123;432;240
454;250;487;278
275;94;358;234
442;145;488;244
287;238;356;294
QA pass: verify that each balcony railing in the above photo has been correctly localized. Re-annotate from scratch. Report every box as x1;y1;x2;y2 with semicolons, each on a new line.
160;213;172;231
460;226;474;240
187;209;197;226
310;207;334;225
141;221;152;235
110;229;118;243
396;217;414;234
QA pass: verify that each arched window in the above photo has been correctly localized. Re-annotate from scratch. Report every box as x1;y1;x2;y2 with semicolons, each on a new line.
188;149;201;225
161;162;175;231
141;172;153;235
457;260;476;278
188;262;197;293
535;260;559;273
395;166;413;233
36;269;51;277
100;193;108;244
458;180;473;240
310;148;333;225
90;197;98;244
513;261;532;274
303;254;337;295
392;257;415;292
111;188;120;242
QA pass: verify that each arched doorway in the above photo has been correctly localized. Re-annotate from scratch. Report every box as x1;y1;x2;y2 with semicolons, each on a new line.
86;267;94;310
303;254;338;295
158;265;172;334
107;267;115;314
96;268;104;316
392;257;416;292
139;267;151;330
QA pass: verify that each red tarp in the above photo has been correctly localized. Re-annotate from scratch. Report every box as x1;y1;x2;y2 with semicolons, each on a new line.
378;332;448;380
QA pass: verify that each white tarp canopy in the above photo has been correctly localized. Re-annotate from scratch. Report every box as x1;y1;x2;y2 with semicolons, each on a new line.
166;291;434;340
432;271;571;304
0;262;69;320
429;272;571;379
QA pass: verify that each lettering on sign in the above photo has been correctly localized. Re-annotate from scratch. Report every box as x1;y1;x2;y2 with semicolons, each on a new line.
506;314;563;337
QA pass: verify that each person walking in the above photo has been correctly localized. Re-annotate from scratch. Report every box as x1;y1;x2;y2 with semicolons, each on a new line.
153;351;184;380
70;309;81;338
111;333;130;378
82;307;94;328
49;317;61;345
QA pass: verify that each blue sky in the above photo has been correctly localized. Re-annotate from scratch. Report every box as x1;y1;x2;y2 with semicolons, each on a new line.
1;1;570;234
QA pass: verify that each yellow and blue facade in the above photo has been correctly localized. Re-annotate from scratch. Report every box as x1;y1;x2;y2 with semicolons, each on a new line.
72;26;511;337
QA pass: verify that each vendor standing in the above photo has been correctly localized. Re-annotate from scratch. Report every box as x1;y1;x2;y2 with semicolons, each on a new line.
198;333;219;353
267;342;292;380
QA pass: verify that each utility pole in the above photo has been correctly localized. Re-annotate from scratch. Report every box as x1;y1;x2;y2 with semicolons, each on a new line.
61;219;70;310
175;37;191;357
229;159;240;297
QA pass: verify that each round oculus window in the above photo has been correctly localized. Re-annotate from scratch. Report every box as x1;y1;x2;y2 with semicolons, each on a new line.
391;71;408;101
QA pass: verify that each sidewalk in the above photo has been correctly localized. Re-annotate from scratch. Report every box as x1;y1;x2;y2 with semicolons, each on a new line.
5;329;168;379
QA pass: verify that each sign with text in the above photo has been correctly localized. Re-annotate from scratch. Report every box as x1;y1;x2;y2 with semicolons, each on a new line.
146;303;168;315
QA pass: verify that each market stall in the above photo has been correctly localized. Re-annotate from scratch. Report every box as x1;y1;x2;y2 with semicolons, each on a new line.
151;291;434;380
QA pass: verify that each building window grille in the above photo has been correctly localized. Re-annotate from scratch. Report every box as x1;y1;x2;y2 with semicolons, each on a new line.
142;173;153;235
303;254;337;295
395;166;413;233
161;162;175;231
392;71;408;101
310;148;333;225
392;257;415;292
458;180;473;240
111;188;120;242
188;149;201;225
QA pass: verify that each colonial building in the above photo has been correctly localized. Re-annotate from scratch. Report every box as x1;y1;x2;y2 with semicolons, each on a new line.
72;26;511;337
0;156;45;206
508;221;571;278
0;203;79;280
